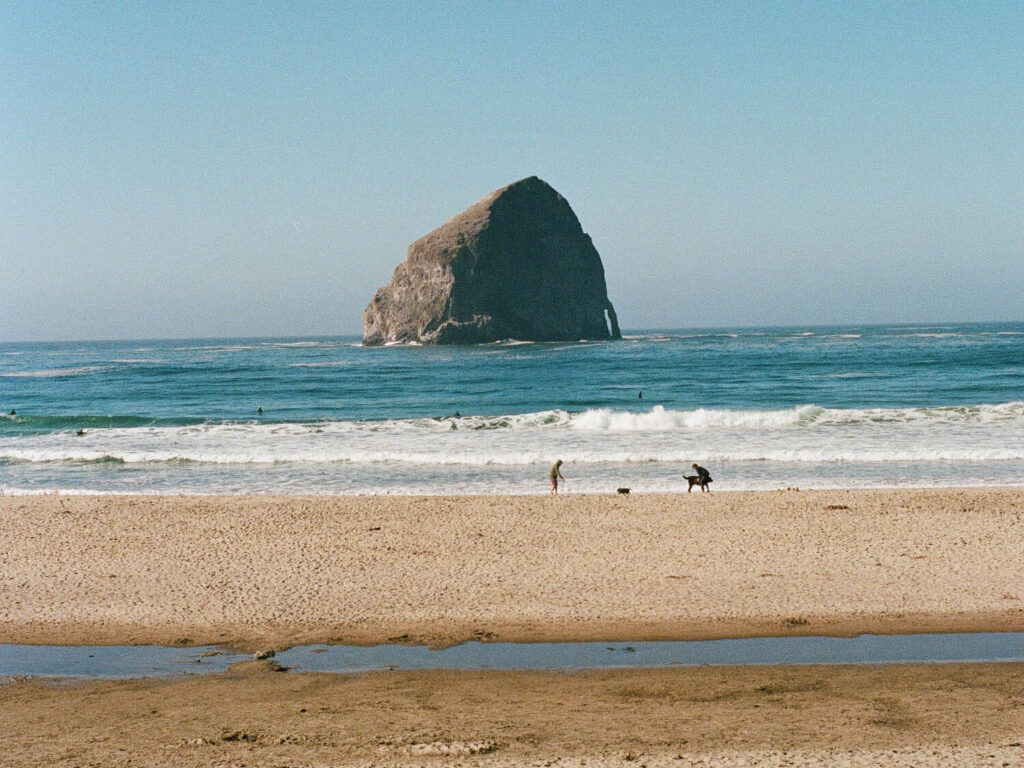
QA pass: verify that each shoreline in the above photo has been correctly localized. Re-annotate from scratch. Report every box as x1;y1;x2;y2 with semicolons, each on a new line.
2;489;1023;650
4;612;1024;653
6;479;1024;491
4;481;1024;497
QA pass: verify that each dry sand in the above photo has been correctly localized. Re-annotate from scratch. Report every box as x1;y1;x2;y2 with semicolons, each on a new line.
2;489;1023;649
3;489;1024;767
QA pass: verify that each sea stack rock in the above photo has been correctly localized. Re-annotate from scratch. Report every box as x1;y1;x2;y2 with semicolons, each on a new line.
362;176;621;345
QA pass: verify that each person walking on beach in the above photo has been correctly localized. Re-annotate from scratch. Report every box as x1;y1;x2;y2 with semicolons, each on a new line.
691;463;711;492
550;459;565;495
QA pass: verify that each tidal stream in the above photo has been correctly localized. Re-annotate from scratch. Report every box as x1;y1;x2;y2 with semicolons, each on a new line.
2;632;1022;679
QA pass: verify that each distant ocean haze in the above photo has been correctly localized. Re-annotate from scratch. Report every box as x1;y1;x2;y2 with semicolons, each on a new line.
1;323;1022;494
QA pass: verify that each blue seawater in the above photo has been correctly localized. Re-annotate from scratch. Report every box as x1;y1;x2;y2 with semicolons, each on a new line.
1;322;1022;494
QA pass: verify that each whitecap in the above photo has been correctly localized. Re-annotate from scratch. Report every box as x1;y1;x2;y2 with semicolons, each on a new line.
288;361;356;368
262;341;336;348
174;344;262;352
1;366;106;378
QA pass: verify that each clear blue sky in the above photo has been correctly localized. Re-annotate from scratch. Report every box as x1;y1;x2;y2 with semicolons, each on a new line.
2;1;1022;341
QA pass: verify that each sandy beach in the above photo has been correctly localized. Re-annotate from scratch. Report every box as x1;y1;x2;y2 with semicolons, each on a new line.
3;489;1024;766
1;661;1022;767
2;489;1023;649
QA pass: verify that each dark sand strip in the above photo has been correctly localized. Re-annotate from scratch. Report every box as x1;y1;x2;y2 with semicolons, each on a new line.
1;662;1022;767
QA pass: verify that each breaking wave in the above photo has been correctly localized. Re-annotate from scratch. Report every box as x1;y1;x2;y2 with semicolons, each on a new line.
2;403;1022;467
569;402;1024;431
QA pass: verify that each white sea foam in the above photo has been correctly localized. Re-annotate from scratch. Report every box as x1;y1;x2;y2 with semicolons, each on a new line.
1;366;106;378
827;372;887;379
263;341;321;347
175;344;261;351
2;403;1023;468
5;443;1024;466
623;333;683;341
570;403;1024;430
0;487;148;496
288;361;357;368
571;405;804;431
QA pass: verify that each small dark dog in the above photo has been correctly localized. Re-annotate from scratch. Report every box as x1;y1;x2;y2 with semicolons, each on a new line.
685;475;713;492
616;487;631;494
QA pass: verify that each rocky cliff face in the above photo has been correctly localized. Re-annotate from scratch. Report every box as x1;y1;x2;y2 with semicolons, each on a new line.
362;177;621;345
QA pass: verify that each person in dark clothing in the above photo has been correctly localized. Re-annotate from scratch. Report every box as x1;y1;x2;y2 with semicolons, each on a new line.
690;463;712;492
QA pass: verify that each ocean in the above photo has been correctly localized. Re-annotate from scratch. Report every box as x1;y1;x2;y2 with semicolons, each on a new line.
1;322;1022;495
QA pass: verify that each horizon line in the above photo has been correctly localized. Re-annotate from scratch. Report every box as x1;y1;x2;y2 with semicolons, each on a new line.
2;318;1022;346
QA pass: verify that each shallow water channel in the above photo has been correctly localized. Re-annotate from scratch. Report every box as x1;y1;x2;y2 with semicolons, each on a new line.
2;633;1022;679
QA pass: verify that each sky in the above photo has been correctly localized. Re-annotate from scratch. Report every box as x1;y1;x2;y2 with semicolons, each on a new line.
2;1;1022;341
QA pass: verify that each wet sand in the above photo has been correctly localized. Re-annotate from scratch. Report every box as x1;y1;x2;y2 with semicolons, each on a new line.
2;489;1023;649
2;661;1023;767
